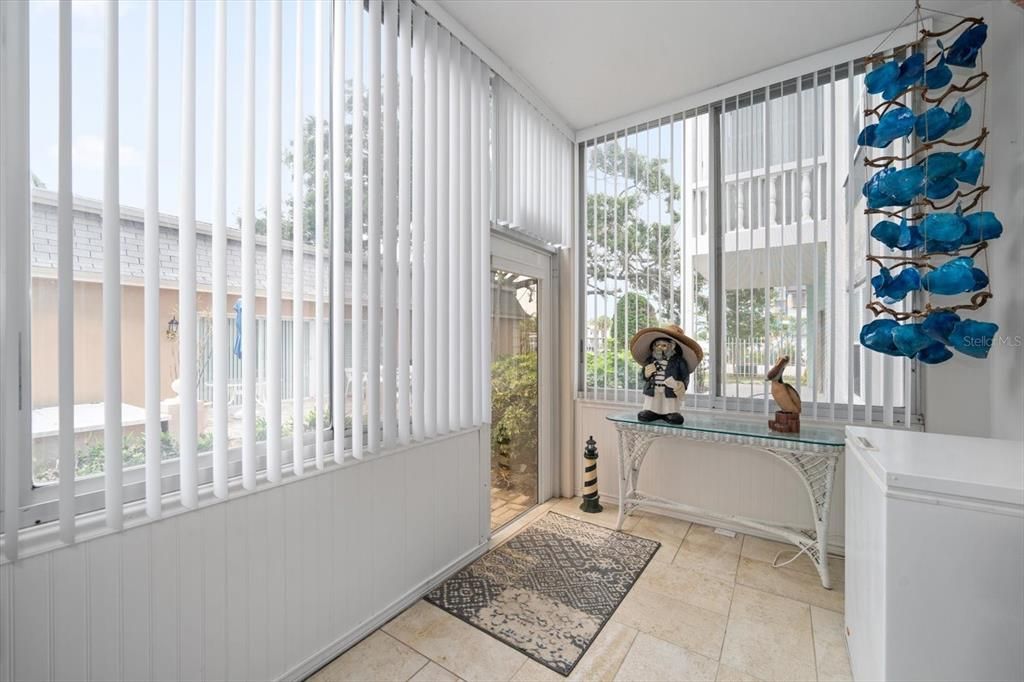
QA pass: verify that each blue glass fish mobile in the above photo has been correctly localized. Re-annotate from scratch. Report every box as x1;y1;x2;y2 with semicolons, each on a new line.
858;15;1000;364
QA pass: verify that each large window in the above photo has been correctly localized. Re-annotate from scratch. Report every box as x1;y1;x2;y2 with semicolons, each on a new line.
581;61;916;423
2;0;499;555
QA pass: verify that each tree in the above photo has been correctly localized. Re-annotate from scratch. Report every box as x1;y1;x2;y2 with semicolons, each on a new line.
586;140;681;323
248;80;371;249
611;292;656;349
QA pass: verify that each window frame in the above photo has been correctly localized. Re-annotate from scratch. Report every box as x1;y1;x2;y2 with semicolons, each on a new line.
576;61;922;427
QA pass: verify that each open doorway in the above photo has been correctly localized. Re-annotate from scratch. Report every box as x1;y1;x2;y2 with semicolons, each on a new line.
490;268;540;530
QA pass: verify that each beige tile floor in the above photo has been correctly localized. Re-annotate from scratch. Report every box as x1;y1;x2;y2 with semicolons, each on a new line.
309;498;852;682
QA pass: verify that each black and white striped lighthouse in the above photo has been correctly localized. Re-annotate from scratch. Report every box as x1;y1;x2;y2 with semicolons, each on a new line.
579;436;603;513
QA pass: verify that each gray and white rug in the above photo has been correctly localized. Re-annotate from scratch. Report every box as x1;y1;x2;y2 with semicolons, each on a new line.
425;512;660;676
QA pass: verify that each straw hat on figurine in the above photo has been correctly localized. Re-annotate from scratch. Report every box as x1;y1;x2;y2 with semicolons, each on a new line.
629;324;704;371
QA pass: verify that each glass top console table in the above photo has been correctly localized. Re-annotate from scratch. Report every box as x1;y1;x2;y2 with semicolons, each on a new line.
606;412;844;589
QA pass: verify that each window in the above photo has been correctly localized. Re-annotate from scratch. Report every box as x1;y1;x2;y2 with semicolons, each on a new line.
2;0;498;556
581;60;917;424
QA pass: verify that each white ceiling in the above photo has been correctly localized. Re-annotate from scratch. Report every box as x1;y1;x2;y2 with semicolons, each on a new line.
437;0;970;134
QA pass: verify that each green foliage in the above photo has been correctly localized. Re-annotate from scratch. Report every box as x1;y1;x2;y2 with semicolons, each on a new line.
72;431;179;480
611;292;657;349
586;140;682;321
197;431;214;453
490;352;538;464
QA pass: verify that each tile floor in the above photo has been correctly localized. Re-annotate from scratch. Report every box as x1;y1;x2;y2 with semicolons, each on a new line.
309;498;852;682
490;487;533;530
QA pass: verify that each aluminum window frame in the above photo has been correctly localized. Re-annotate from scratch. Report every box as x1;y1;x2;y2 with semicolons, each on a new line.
576;59;922;427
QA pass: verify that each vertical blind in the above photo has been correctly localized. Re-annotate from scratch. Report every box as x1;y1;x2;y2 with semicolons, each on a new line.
1;0;497;559
493;77;574;248
580;59;916;425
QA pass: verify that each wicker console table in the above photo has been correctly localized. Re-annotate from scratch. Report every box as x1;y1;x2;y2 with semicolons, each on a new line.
607;412;844;589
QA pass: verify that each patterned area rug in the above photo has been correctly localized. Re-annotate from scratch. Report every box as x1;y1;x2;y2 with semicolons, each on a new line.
425;512;660;676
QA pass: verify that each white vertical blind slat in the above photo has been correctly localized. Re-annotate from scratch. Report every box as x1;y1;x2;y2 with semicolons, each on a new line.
351;0;365;457
480;61;491;424
331;0;347;462
367;0;382;452
422;15;436;439
382;0;398;447
266;0;283;481
242;0;258;489
435;28;449;436
469;54;481;426
397;0;412;444
459;45;472;429
410;5;426;441
178;0;198;507
448;35;460;432
212;0;230;496
103;0;123;530
292;0;306;474
58;0;76;538
314;0;326;468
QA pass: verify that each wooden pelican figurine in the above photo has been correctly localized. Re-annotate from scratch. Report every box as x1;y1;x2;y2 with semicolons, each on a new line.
766;356;801;432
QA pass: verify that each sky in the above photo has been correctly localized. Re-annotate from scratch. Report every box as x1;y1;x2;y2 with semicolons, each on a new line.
29;0;337;227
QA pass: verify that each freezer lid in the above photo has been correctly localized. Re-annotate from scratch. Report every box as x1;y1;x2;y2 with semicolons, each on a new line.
846;426;1024;507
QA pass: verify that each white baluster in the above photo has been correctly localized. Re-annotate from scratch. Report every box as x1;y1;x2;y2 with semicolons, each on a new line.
737;180;746;230
801;168;812;222
769;175;778;227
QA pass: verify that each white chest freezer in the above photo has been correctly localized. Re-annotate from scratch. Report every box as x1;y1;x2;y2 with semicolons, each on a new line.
844;426;1024;682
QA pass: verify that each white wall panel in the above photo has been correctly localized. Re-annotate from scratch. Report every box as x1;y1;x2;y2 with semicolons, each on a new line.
225;496;250;681
244;496;268;682
577;402;847;550
1;432;486;682
51;544;88;682
372;454;407;609
86;535;121;681
13;555;49;682
178;512;204;682
150;520;179;682
119;530;150;682
263;488;287;680
404;449;437;589
201;505;228;682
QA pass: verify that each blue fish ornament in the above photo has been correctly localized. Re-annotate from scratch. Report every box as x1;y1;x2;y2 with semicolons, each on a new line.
956;149;984;185
962;211;1002;244
923;310;961;345
921;152;965;181
925;55;952;90
945;24;988;68
871;217;925;251
863;166;926;208
860;319;902;356
872;267;921;303
920;211;967;243
948;97;971;130
915;106;952;141
949;319;998;358
858;107;916;148
918;342;954;364
865;60;899;94
882;53;926;101
921;256;984;295
892;323;935;358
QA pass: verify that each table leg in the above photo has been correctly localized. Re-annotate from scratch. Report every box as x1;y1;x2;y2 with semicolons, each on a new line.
616;432;627;531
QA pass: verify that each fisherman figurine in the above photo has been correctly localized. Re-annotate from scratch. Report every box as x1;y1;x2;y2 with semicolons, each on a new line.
629;324;704;424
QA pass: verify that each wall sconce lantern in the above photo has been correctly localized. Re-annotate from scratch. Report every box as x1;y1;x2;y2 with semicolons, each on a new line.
166;314;179;341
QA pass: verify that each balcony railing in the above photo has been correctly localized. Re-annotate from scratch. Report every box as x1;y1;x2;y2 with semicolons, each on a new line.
687;157;829;237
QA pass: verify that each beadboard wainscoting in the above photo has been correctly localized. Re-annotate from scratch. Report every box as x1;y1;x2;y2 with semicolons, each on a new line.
576;402;846;553
0;428;488;682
